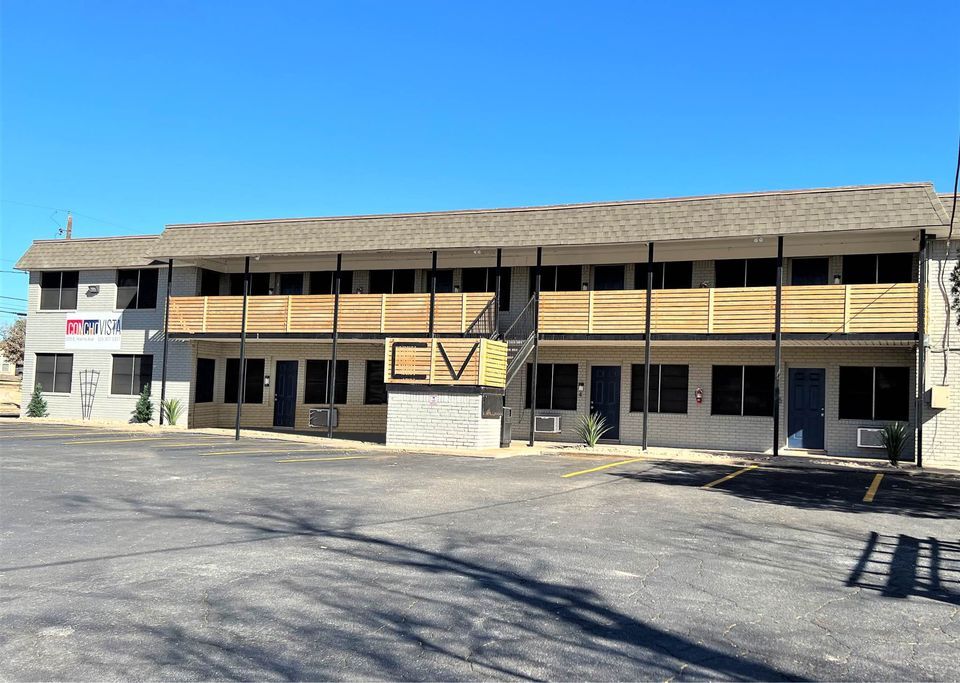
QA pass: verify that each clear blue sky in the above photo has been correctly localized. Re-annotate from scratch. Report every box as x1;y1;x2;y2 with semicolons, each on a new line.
2;0;958;322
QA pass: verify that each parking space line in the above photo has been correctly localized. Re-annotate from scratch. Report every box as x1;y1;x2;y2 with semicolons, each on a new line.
276;455;370;463
863;473;884;503
62;437;166;444
200;448;325;456
702;464;760;489
2;431;120;439
561;457;644;478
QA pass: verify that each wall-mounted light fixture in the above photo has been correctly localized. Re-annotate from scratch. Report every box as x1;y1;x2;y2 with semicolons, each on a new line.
264;375;270;387
85;285;100;296
833;274;842;285
577;382;585;395
753;237;764;244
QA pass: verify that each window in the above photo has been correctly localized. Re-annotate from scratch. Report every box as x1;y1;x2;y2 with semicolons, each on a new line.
369;269;416;294
195;358;215;403
228;273;271;296
529;265;581;297
714;259;777;288
199;269;221;296
462;267;512;311
711;365;774;416
635;261;694;289
309;271;354;295
111;354;153;395
224;358;265;403
365;360;387;405
429;269;454;293
35;353;73;393
839;366;909;421
39;271;79;310
842;253;914;285
630;364;689;413
790;258;829;286
525;363;578;410
116;269;159;310
304;359;348;404
277;273;304;295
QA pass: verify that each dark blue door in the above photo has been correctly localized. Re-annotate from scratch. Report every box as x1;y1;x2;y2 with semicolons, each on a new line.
590;366;621;440
788;368;825;449
273;360;298;428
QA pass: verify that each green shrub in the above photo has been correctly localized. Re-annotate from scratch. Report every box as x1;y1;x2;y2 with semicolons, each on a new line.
26;386;48;418
880;422;908;466
575;412;612;448
132;384;154;424
161;397;184;426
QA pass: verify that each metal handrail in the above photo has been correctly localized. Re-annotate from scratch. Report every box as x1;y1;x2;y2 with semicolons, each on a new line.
463;295;498;338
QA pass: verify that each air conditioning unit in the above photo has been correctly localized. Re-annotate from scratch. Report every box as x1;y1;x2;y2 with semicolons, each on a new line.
856;427;885;449
534;415;561;433
309;407;338;429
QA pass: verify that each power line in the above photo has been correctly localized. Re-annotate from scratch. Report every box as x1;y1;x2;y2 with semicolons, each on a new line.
0;295;27;301
0;270;27;275
1;199;136;232
0;309;25;317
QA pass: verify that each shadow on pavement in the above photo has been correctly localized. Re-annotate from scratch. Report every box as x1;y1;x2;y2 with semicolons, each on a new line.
848;532;960;606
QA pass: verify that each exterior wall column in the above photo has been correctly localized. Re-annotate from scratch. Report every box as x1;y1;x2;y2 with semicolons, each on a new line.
234;256;250;440
328;253;343;438
159;258;173;425
494;248;502;334
773;235;784;456
916;229;926;467
528;246;542;447
642;242;654;450
428;250;438;336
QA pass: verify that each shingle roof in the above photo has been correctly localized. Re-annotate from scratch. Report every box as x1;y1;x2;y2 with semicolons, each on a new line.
15;235;161;270
149;183;949;259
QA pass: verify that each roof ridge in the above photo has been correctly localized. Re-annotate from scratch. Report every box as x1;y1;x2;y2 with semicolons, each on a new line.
165;182;936;229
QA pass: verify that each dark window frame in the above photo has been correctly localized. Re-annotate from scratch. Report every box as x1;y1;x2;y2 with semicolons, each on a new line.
462;267;512;311
34;353;73;393
711;365;774;417
714;258;777;288
224;358;265;404
116;268;159;310
838;366;910;421
369;269;417;294
39;271;79;310
308;270;355;295
635;261;694;289
199;269;221;296
529;265;582;297
525;363;578;411
228;273;271;296
304;359;348;405
195;358;216;403
842;253;915;285
630;364;689;413
364;360;387;405
110;354;153;396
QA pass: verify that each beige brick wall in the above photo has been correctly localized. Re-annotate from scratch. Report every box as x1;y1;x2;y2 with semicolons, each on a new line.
507;343;917;457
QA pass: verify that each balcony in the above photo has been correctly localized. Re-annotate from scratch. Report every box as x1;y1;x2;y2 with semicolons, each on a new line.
167;292;495;336
538;283;919;335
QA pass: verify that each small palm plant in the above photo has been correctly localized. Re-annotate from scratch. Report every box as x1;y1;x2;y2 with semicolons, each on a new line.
161;397;184;426
879;422;908;466
576;412;612;448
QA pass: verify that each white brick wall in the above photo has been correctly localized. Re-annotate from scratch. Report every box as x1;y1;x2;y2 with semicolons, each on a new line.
386;389;500;448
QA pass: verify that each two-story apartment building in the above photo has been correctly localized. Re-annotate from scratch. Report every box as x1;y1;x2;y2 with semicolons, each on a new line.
14;183;960;469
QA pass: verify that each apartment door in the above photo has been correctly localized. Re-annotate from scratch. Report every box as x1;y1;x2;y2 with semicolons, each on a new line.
273;360;298;428
590;366;621;440
787;368;825;449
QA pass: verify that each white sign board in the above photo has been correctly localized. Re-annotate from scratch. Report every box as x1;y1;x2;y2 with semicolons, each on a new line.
65;312;123;350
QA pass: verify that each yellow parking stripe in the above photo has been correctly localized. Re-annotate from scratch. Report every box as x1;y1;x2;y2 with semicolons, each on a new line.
3;431;118;438
863;473;884;503
276;455;370;463
561;457;644;478
62;437;166;444
702;464;760;489
200;448;322;456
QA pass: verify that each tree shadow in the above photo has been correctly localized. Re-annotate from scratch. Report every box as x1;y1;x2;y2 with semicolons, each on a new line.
5;494;805;681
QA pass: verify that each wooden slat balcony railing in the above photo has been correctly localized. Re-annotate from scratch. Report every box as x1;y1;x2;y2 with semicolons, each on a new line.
167;292;495;335
538;283;919;335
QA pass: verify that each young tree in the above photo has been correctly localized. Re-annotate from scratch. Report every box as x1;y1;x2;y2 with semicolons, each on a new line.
132;384;154;423
26;385;48;417
0;319;25;369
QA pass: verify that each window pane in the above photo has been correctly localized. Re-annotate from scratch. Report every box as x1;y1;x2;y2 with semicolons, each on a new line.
715;260;746;288
250;274;270;296
647;364;660;412
552;364;578;410
135;355;153;395
60;271;79;309
838;366;873;419
304;359;328;404
278;273;303;295
225;358;240;403
594;265;625;291
138;270;158;308
530;265;554;297
746;259;777;287
244;359;265;403
35;354;56;391
195;358;215;403
433;270;454;293
365;360;386;405
228;274;245;296
555;265;582;292
334;360;348;404
791;258;829;286
338;271;354;295
117;269;139;309
875;367;909;421
663;261;693;289
629;364;645;412
40;272;62;310
659;365;689;413
498;268;511;311
877;253;913;284
461;268;488;293
743;366;774;416
843;255;876;285
53;354;73;393
393;269;416;293
712;365;743;415
112;355;134;395
634;263;663;289
369;270;392;294
525;363;554;410
199;269;221;296
309;271;332;295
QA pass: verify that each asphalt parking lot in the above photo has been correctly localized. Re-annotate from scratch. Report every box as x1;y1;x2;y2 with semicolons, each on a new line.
1;422;958;681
